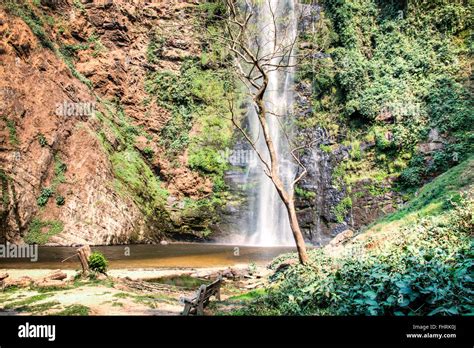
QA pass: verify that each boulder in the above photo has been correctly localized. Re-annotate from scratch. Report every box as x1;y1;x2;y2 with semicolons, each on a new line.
4;276;33;288
329;229;354;247
35;279;68;289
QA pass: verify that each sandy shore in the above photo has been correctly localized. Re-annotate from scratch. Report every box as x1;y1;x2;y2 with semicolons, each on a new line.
0;265;268;316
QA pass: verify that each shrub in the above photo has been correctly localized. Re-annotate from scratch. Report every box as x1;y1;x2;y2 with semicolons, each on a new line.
37;187;54;207
142;147;154;160
55;195;65;206
241;192;473;316
332;196;352;223
38;134;48;147
399;167;422;189
88;252;108;274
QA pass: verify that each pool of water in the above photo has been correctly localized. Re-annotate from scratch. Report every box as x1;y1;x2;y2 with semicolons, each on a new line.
0;243;298;269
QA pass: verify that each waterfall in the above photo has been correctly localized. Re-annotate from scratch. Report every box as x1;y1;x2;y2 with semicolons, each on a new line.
241;0;298;246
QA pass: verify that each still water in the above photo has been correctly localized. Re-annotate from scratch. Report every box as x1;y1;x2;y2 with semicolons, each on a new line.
0;243;297;269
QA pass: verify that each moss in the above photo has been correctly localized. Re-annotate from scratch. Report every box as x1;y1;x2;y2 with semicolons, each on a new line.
295;186;316;200
0;170;10;208
319;144;332;153
111;149;168;216
146;32;165;64
24;218;64;245
87;32;107;58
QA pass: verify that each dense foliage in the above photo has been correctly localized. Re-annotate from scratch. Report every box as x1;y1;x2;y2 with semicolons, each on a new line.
240;186;473;316
301;0;473;191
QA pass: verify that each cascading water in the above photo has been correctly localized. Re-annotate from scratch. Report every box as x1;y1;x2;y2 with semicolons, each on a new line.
241;0;299;246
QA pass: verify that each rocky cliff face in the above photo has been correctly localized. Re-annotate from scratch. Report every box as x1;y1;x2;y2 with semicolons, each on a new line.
0;0;222;245
293;3;403;245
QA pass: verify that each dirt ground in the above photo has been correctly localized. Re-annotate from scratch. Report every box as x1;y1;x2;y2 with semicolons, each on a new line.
0;266;270;316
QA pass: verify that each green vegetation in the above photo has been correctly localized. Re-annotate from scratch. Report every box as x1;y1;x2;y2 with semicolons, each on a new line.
3;0;54;50
88;252;109;274
146;31;165;64
145;60;233;161
24;218;64;244
94;101;170;220
295;186;316;200
38;133;48;147
227;288;266;302
332;196;352;223
300;0;473;194
37;187;54;207
87;33;106;58
35;155;67;208
55;304;90;316
142;147;154;160
0;170;10;208
111;149;168;216
55;195;65;206
3;293;50;311
58;46;93;89
381;157;473;224
5;118;19;146
238;159;473;316
145;15;235;193
53;156;67;186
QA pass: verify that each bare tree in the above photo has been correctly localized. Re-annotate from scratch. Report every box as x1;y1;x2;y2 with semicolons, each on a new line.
216;0;319;264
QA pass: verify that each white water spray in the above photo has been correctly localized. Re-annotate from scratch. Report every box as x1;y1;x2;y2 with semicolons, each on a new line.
242;0;298;246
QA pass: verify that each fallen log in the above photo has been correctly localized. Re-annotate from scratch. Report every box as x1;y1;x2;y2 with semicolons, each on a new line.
44;269;67;281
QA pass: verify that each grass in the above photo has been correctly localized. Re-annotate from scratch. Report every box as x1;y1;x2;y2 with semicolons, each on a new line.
28;301;61;313
24;218;64;244
227;288;266;302
55;304;90;316
32;284;73;293
3;293;51;311
369;156;474;233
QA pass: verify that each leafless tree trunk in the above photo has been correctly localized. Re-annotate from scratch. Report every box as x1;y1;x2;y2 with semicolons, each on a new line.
217;0;321;264
77;245;91;273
